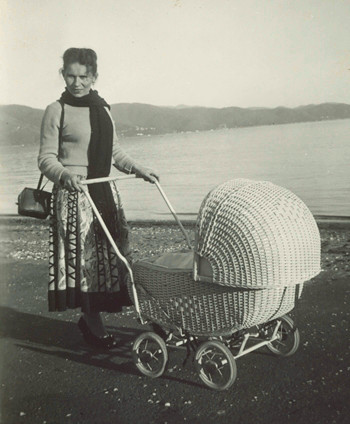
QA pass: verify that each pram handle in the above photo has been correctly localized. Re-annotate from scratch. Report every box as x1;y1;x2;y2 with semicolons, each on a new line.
81;175;193;250
80;175;136;184
81;175;192;322
154;180;192;250
81;186;143;320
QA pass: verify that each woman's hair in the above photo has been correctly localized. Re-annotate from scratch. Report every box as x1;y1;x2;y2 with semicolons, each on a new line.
61;48;98;76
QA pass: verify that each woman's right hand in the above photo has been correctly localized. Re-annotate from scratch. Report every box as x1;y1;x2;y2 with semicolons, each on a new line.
60;172;82;192
133;164;160;184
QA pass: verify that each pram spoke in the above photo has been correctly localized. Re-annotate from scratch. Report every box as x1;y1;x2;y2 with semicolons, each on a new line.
216;366;224;377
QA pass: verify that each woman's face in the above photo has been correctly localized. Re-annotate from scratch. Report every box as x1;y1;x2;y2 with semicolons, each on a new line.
63;62;96;97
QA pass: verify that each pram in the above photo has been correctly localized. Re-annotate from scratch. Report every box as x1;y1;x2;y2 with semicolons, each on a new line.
81;176;321;391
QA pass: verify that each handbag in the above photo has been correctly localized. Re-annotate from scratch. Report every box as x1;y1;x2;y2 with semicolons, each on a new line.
17;100;64;219
17;174;51;219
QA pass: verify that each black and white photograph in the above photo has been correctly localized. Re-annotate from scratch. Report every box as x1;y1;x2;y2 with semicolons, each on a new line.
0;0;349;423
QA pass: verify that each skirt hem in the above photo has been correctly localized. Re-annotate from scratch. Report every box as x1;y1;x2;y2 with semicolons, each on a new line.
48;287;132;313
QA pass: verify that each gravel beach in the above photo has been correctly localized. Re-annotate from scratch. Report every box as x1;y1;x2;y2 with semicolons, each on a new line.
1;217;349;277
0;216;349;424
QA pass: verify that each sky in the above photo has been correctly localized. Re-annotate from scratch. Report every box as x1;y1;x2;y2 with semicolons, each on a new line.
1;0;350;109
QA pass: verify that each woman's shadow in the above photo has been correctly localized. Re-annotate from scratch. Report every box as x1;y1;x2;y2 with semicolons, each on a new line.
0;305;143;375
0;305;203;387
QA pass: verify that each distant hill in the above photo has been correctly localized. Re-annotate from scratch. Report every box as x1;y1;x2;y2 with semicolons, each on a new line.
0;105;44;146
1;102;350;145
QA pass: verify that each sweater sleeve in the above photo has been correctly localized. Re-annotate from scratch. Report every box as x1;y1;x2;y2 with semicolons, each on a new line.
38;102;67;184
108;109;138;174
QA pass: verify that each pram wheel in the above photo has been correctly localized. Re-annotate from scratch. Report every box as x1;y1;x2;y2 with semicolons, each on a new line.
195;340;237;391
132;332;168;378
266;315;300;357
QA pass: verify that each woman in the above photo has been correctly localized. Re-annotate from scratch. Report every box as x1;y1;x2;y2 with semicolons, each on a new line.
38;48;159;349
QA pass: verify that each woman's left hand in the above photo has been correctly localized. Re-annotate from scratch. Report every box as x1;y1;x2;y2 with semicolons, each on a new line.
133;165;160;183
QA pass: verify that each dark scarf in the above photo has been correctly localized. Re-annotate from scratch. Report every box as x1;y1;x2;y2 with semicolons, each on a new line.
59;89;118;239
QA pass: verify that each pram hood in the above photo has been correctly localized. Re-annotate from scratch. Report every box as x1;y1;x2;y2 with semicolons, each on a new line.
194;179;321;289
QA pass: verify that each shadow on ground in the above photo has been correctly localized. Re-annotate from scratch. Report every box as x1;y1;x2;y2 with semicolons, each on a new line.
0;305;204;390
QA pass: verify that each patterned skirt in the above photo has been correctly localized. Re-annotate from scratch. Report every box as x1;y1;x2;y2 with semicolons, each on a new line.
48;181;132;313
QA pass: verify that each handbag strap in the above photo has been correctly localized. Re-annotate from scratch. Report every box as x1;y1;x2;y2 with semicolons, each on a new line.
58;99;65;157
38;101;65;190
37;174;45;190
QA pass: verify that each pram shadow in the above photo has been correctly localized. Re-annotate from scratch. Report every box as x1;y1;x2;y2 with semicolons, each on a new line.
0;306;203;389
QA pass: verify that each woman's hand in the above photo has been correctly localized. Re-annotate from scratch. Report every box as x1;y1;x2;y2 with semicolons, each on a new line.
133;165;160;184
60;172;83;192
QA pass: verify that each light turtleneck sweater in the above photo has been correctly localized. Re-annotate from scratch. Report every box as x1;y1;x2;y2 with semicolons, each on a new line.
38;101;136;184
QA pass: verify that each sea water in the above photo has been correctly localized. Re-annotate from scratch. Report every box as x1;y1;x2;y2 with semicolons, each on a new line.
0;119;349;220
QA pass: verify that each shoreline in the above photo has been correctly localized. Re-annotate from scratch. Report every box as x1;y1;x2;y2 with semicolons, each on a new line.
1;214;350;227
117;116;350;138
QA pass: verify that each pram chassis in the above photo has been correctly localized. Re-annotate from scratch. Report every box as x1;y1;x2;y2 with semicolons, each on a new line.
81;176;301;391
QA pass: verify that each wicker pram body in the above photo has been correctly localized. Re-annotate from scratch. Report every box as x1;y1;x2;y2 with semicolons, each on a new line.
132;179;321;337
132;257;301;336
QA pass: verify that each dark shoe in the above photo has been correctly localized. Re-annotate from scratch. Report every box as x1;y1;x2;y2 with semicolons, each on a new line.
78;317;118;349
